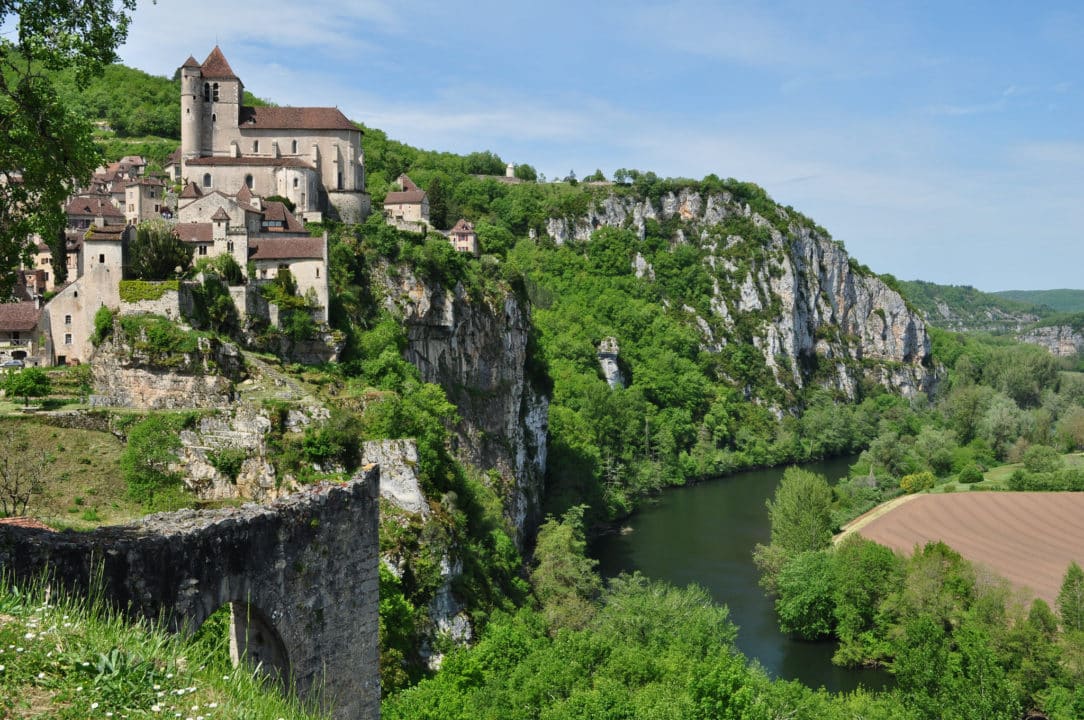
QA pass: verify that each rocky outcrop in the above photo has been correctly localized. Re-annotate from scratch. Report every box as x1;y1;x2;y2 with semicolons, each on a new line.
90;335;244;409
597;337;625;389
548;188;933;400
1019;325;1084;357
375;264;549;545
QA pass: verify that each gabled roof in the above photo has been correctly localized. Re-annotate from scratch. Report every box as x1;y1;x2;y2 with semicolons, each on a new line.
179;181;203;199
234;183;255;206
384;189;426;205
200;46;238;80
65;195;123;218
175;222;213;244
166;148;181;166
450;218;475;234
86;225;127;243
238;106;357;132
398;174;419;191
211;207;230;221
249;236;323;261
261;201;305;232
0;301;41;331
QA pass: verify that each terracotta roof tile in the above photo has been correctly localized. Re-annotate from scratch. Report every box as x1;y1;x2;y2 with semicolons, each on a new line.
166;148;181;165
181;55;200;69
234;183;254;205
0;301;41;331
450;218;475;234
210;207;230;221
176;223;213;244
384;190;426;205
0;517;53;531
238;106;357;131
185;156;315;169
398;174;419;191
249;236;323;261
200;46;238;80
179;181;203;199
65;194;123;218
261;202;305;232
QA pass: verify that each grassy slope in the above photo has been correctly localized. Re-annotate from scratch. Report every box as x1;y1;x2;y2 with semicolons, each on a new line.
897;278;1052;329
0;578;324;719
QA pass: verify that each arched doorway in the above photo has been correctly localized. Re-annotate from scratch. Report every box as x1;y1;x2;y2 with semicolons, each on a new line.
228;602;290;684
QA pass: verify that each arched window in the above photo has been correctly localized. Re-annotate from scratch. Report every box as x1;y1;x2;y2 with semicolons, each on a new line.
291;140;298;154
203;83;210;101
245;174;254;189
202;173;212;188
211;113;216;123
292;178;299;189
212;82;219;102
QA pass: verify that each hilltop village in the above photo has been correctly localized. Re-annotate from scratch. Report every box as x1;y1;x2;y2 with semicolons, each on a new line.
0;47;479;369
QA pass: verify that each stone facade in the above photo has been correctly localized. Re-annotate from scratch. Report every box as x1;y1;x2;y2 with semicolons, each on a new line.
0;468;381;720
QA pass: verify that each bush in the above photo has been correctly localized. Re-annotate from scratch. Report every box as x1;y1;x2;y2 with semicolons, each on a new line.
957;464;984;484
900;471;936;494
91;305;115;346
207;447;247;481
121;414;192;506
118;279;178;303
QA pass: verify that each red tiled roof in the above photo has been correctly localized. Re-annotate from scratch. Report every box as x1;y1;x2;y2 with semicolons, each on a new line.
262;202;305;232
249;236;323;260
181;55;200;69
234;183;255;205
65;195;122;218
384;190;426;205
176;223;213;244
166;148;181;165
179;181;203;199
185;156;315;169
0;301;41;331
398;174;419;191
210;207;230;221
129;177;165;187
0;517;53;531
238;106;357;131
200;46;238;80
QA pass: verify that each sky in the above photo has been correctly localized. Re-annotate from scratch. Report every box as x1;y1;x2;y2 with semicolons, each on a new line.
118;1;1084;292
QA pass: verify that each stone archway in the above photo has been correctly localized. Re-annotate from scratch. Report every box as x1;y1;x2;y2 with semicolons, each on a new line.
229;601;290;684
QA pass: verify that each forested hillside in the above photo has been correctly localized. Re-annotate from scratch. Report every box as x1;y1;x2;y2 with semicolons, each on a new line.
896;278;1051;332
997;288;1084;313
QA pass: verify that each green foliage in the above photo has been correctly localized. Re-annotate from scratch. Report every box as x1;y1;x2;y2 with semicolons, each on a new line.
898;280;1052;331
127;220;193;280
765;467;834;556
196;252;245;285
957;463;984;484
117;314;206;364
530;506;601;632
899;470;936;493
774;550;836;639
0;0;135;298
1058;561;1084;632
3;367;51;407
118;279;179;303
1022;444;1063;474
996;288;1084;314
120;413;192;508
207;447;246;481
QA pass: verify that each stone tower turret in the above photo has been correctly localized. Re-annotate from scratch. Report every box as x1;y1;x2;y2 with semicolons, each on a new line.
199;46;244;153
179;55;202;163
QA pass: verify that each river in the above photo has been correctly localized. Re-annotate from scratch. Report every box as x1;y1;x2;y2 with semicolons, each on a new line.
592;455;891;693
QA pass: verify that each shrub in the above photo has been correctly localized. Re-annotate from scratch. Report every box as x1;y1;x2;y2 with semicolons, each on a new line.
900;471;936;494
207;447;247;481
91;305;115;346
121;414;191;506
957;464;984;484
118;279;178;303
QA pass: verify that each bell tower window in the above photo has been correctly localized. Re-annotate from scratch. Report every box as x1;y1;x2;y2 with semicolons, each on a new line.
203;83;210;101
203;173;212;188
245;174;254;189
212;82;220;102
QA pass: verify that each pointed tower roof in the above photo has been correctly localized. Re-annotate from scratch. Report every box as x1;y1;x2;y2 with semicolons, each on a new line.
179;181;203;199
211;207;230;222
181;55;200;69
200;46;238;80
234;183;255;205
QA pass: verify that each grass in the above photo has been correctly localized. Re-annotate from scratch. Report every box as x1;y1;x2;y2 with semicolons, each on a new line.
0;417;143;530
927;451;1084;493
0;575;326;719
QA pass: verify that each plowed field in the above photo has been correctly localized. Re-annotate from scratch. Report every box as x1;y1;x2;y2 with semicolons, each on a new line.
855;492;1084;605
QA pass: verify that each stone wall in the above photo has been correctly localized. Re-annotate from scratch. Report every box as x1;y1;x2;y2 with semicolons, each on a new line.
0;467;381;720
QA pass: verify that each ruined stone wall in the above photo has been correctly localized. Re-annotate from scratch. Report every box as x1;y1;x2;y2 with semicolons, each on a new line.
0;468;381;720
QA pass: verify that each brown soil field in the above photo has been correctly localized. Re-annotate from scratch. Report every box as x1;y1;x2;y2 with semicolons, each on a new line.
855;492;1084;605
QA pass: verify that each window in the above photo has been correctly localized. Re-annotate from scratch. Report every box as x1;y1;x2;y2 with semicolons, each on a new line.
291;140;298;154
203;173;212;188
64;333;72;345
128;204;134;212
98;253;105;264
226;241;234;252
203;83;210;101
337;171;343;190
253;141;259;153
198;245;208;256
212;82;219;102
315;267;320;278
211;113;216;123
245;174;254;189
64;315;71;325
292;178;299;188
43;272;49;282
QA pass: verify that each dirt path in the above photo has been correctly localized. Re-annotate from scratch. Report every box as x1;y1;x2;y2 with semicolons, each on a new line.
835;493;919;544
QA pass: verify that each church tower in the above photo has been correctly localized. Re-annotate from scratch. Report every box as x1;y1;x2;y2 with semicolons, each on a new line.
179;55;202;163
198;46;244;153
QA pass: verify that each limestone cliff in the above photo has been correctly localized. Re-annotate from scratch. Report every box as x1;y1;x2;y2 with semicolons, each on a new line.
374;263;549;544
547;188;933;400
1018;325;1084;357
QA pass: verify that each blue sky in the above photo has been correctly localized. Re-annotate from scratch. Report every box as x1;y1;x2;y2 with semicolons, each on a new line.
119;1;1083;291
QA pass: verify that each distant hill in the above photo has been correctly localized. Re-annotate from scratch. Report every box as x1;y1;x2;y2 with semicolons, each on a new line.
994;289;1084;314
896;279;1052;332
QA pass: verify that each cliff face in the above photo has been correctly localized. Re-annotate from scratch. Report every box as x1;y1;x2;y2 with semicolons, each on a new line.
1018;325;1084;357
374;263;549;544
547;189;933;400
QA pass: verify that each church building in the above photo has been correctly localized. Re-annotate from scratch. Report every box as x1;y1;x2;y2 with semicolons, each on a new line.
178;47;370;223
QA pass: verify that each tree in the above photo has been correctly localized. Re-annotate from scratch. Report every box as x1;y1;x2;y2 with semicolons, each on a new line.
1058;561;1084;632
0;424;47;516
425;175;449;230
765;467;834;556
775;550;836;639
4;366;51;407
0;0;136;297
513;163;537;182
530;505;601;632
128;220;194;280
